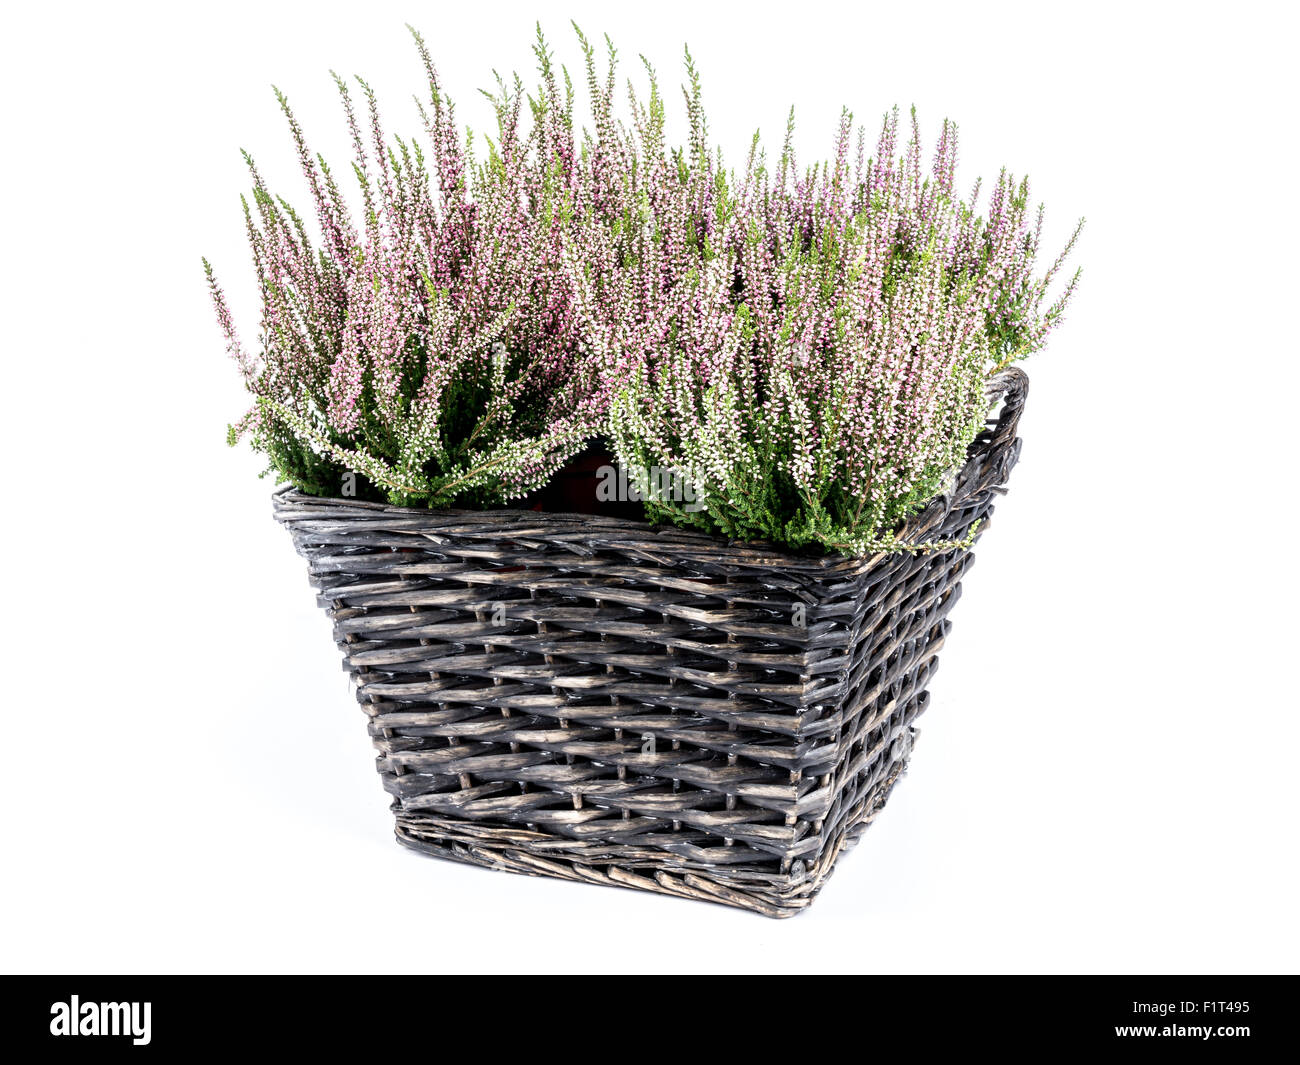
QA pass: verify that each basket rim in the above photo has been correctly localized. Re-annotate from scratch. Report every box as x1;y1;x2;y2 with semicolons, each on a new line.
272;367;1027;573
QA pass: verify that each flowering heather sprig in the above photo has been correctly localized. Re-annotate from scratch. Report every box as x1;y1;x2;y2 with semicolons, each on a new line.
205;25;625;506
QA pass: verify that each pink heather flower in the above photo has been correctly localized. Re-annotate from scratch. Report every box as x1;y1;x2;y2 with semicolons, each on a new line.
207;25;1080;546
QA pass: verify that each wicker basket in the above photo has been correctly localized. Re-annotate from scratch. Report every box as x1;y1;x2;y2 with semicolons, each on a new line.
274;368;1028;917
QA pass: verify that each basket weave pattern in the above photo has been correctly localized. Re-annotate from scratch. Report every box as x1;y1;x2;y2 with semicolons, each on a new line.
275;369;1028;916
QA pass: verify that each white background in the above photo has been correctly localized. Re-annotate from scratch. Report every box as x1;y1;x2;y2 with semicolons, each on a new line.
2;0;1297;974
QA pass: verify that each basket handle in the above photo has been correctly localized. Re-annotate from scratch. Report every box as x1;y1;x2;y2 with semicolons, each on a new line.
982;366;1029;452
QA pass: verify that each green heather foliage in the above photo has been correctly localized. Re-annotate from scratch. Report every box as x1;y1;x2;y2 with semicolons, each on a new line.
208;24;1081;553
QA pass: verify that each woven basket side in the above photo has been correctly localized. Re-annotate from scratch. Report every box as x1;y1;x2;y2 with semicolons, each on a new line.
805;368;1029;887
274;510;862;893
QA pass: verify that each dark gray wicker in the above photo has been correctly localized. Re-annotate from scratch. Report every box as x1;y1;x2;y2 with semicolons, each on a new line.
274;368;1028;917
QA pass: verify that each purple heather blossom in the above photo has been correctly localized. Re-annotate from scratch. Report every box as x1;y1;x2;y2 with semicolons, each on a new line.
207;25;1080;547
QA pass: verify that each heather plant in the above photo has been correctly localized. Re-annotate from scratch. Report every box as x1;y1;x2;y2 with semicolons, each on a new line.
205;27;619;506
209;24;1080;554
571;53;1082;553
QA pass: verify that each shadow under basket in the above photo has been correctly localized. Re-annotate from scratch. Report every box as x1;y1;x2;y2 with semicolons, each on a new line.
274;368;1028;917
